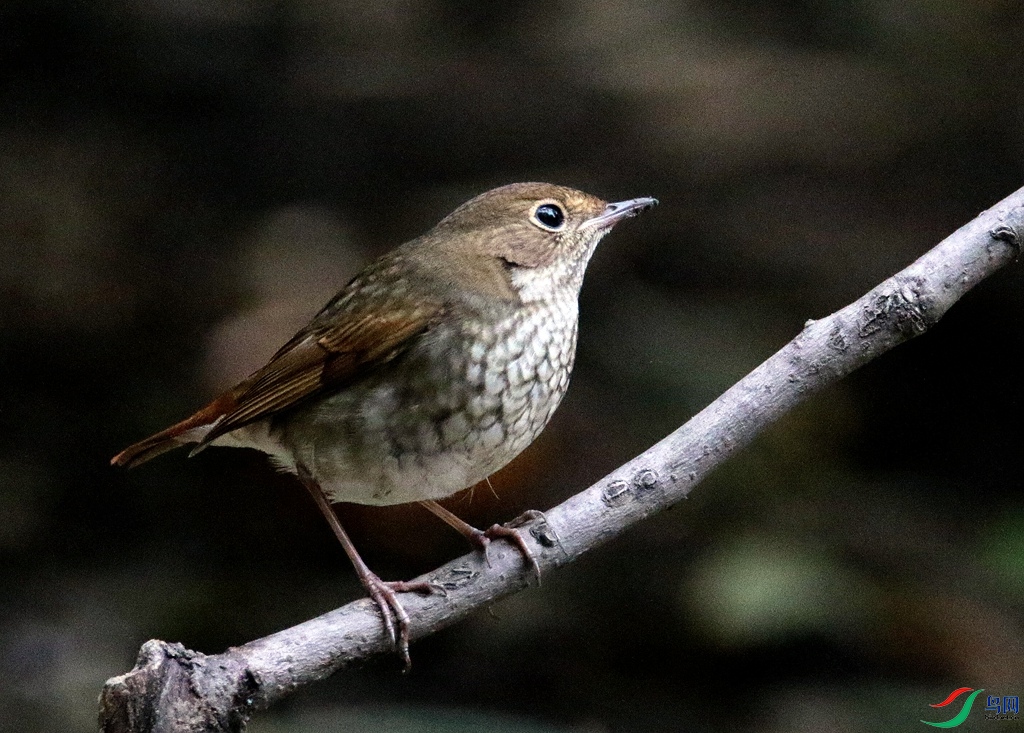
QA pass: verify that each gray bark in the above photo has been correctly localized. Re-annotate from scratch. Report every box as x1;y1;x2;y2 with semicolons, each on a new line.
99;185;1022;732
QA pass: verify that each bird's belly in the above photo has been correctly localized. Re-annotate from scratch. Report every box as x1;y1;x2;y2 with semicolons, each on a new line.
314;448;487;506
291;377;566;506
280;303;577;507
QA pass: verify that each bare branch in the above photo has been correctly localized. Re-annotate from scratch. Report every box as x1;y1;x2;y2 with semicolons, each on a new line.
98;186;1022;733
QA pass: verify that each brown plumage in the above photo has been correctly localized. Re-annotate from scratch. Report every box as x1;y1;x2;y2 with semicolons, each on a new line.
111;294;441;467
112;182;657;666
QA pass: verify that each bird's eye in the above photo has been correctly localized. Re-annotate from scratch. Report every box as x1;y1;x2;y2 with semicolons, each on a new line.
532;203;566;231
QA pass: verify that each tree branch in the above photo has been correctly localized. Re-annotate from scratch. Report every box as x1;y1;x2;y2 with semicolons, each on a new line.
98;185;1022;732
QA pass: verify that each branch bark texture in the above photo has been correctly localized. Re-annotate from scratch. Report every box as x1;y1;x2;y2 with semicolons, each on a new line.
99;186;1022;732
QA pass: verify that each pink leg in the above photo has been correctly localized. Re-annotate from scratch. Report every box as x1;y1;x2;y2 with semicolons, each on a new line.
298;467;436;669
418;500;541;583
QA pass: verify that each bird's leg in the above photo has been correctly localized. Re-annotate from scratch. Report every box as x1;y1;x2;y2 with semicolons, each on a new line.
297;467;435;670
418;500;541;583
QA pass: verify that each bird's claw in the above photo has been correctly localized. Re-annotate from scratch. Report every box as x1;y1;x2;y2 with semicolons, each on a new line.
482;522;542;586
362;575;443;671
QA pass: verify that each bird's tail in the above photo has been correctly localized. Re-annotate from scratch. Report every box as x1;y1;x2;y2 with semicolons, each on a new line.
111;393;237;469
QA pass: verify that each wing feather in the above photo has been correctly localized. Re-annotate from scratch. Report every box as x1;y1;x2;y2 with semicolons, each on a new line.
194;299;441;448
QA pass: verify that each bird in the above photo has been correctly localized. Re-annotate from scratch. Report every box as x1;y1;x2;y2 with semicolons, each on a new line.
112;182;657;666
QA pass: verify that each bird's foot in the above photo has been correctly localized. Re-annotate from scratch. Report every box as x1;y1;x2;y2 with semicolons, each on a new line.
464;512;544;585
360;573;442;671
416;500;545;585
484;523;541;584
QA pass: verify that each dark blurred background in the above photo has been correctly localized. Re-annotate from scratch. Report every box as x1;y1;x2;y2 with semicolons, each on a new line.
1;1;1022;731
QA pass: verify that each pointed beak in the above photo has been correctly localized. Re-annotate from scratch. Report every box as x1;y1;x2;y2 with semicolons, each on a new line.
580;196;658;230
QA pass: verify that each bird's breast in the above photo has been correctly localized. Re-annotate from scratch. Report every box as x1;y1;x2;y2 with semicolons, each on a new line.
279;296;580;506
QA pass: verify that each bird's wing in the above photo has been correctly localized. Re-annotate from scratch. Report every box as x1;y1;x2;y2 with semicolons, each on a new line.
110;291;443;469
195;297;443;447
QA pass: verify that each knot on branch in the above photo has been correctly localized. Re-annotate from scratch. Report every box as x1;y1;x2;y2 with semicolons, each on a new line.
989;223;1021;255
99;639;258;733
601;468;663;508
858;276;930;341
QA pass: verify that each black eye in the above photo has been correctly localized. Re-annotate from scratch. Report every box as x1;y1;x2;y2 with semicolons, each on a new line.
533;203;565;231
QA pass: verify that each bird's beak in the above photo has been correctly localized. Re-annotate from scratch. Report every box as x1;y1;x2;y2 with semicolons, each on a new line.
580;197;658;230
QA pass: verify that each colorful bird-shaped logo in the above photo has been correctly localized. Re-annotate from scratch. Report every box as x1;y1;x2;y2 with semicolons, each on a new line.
921;687;984;728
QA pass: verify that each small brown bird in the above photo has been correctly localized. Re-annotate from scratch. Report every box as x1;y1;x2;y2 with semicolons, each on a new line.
112;182;656;664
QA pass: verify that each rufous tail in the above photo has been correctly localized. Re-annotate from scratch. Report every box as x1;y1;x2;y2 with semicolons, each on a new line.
111;393;237;469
